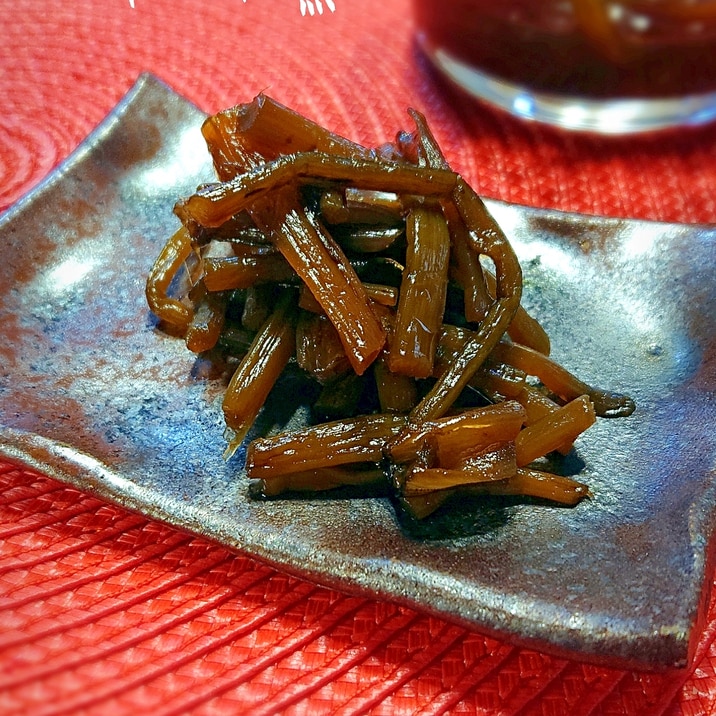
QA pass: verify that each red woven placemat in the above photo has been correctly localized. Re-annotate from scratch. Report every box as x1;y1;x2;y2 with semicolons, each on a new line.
2;1;716;714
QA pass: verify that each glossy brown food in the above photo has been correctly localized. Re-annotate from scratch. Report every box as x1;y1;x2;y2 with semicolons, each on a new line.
146;94;634;520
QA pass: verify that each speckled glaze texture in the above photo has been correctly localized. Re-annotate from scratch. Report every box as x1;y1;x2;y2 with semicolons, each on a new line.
1;75;714;670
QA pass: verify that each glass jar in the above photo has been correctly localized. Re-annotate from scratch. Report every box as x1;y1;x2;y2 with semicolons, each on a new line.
414;0;716;133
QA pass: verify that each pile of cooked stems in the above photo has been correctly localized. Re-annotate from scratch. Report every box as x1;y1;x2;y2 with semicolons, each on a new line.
146;95;635;521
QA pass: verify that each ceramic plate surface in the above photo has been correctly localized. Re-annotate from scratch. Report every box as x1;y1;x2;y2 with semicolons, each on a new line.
1;74;715;669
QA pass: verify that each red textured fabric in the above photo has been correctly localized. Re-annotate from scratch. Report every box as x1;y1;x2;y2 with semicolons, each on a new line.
1;1;716;714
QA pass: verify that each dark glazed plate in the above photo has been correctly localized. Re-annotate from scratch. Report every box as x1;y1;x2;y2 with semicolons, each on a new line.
1;74;715;670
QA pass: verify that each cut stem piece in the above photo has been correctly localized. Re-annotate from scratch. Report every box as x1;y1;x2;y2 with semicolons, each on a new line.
145;226;195;332
185;282;227;353
515;394;596;466
295;311;352;384
202;254;295;291
250;188;386;375
374;358;418;414
469;468;591;505
206;94;372;163
387;401;526;465
252;463;385;497
483;270;551;355
175;151;458;230
387;205;451;378
246;413;407;478
222;290;297;457
403;443;518;495
492;341;636;417
401;178;522;425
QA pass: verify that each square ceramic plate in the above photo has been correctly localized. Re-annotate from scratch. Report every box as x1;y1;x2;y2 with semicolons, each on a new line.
1;74;714;669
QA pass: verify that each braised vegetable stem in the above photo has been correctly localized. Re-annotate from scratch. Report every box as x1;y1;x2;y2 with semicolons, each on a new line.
145;226;194;332
146;94;636;521
246;413;407;477
222;289;297;456
175;152;458;230
401;177;523;426
388;205;451;378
